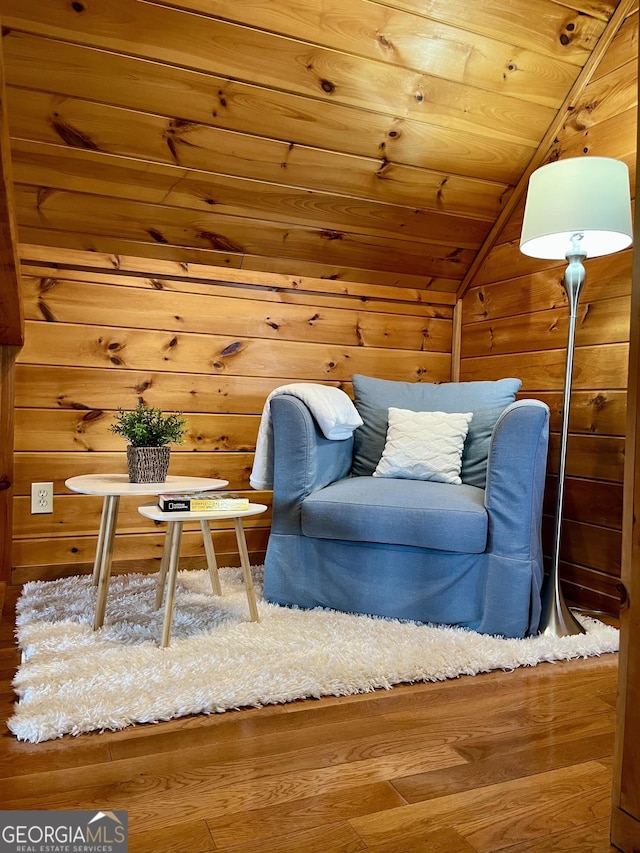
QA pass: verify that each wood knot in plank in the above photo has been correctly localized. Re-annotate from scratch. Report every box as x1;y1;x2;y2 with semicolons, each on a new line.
36;187;55;210
50;114;99;150
168;118;195;130
437;177;448;204
280;142;295;169
376;158;391;179
163;119;197;163
221;341;243;357
196;231;243;253
589;394;607;412
559;19;577;47
38;300;56;322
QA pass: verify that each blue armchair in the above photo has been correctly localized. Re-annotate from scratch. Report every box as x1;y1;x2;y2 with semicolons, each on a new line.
262;377;550;638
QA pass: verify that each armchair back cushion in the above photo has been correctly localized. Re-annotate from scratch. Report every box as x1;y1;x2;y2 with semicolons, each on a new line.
351;374;522;487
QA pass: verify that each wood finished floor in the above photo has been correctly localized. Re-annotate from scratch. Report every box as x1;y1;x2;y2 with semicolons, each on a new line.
0;583;620;853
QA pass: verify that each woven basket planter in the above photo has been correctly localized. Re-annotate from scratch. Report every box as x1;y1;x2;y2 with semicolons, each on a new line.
126;446;170;483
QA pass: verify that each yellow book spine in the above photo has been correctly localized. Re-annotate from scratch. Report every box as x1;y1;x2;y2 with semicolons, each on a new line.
189;499;250;511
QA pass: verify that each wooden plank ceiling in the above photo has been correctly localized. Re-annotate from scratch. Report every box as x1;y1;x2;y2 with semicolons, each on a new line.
0;0;633;297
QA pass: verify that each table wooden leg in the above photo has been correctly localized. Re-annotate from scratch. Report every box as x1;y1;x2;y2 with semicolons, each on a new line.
93;494;120;630
155;522;175;609
161;520;183;648
92;494;112;586
201;519;222;595
234;516;259;622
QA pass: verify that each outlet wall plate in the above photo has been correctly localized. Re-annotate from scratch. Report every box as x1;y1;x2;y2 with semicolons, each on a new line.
31;482;53;514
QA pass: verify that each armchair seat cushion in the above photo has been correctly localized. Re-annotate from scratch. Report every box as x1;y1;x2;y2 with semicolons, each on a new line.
301;476;488;553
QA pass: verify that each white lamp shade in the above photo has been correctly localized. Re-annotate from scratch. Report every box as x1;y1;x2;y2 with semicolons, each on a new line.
520;157;633;259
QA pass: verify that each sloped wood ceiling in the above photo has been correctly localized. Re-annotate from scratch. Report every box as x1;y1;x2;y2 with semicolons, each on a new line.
0;0;632;294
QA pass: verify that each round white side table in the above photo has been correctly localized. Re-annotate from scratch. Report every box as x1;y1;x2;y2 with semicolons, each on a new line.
65;474;228;630
138;502;267;647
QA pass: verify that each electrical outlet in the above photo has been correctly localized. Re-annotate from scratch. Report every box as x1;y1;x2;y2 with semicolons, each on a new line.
31;482;53;514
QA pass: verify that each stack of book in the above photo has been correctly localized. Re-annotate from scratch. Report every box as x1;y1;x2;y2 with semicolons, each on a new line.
158;492;250;512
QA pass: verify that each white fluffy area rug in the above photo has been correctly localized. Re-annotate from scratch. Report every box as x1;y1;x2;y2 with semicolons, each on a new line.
9;567;619;743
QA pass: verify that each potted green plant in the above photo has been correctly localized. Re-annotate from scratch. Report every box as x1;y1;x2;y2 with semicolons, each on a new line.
110;403;188;483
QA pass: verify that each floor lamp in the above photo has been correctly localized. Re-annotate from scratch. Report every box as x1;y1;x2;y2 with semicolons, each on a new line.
519;156;633;637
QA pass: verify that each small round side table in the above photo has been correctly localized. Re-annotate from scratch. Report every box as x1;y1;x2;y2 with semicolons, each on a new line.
138;501;268;647
65;474;228;630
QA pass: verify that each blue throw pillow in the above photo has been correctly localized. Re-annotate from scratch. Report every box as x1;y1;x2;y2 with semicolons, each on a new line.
351;374;522;487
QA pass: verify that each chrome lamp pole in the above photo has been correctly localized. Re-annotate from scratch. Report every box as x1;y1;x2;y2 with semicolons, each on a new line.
543;236;586;636
520;157;633;637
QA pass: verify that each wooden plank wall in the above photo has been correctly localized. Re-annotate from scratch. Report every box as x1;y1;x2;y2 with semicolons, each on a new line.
460;10;638;616
12;245;453;584
0;40;23;584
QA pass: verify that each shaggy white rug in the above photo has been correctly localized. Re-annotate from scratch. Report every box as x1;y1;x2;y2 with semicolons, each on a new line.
9;567;619;743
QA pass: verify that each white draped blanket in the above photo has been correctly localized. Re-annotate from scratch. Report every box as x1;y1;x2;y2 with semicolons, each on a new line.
9;567;619;743
249;383;363;490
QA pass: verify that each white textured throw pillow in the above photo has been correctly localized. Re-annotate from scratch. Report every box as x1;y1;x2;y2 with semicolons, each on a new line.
373;407;474;484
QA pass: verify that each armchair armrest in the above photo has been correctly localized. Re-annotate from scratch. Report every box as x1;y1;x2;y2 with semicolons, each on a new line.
270;395;354;534
484;399;550;558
